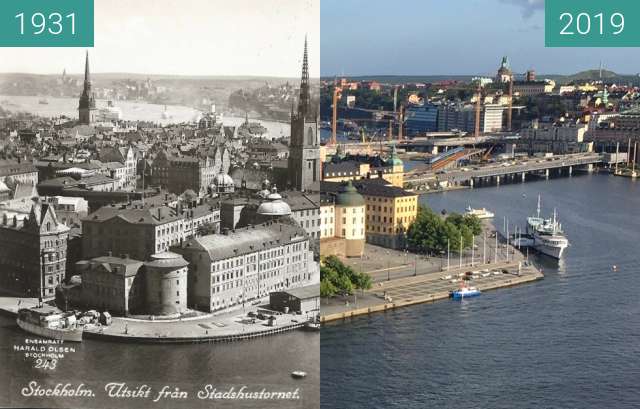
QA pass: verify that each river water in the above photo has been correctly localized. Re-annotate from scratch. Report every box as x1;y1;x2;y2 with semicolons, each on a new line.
0;95;290;138
0;314;319;409
321;173;640;409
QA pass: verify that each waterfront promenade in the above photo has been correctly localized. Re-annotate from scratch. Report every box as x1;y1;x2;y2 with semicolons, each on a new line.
321;260;543;323
322;220;544;322
0;296;314;343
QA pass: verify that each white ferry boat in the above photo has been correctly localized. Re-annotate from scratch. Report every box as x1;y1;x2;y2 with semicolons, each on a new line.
526;195;569;259
16;306;83;342
465;206;495;219
97;100;123;121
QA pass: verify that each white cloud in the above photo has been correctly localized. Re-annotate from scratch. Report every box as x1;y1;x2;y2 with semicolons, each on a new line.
500;0;544;18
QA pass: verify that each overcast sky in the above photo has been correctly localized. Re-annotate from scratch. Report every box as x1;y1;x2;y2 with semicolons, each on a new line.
321;0;640;76
0;0;319;77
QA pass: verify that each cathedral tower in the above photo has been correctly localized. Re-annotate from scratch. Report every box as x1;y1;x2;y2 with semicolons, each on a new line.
78;51;97;125
288;37;320;191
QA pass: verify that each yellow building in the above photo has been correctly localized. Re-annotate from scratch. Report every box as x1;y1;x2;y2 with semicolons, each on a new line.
320;200;335;239
320;181;366;257
321;145;404;188
322;178;417;250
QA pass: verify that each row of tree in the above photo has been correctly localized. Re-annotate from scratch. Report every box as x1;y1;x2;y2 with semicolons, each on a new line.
320;256;372;298
407;207;482;255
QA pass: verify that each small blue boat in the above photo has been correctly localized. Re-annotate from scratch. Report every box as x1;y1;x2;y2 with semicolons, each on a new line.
450;286;481;300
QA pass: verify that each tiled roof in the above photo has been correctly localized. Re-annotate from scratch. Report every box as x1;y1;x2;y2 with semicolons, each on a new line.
83;204;182;225
321;179;415;198
182;220;307;261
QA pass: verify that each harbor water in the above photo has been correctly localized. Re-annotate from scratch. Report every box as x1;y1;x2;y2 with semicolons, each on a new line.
321;173;640;409
0;95;290;137
0;316;318;409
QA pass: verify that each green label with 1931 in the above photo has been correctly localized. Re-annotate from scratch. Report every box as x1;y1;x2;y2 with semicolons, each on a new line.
545;0;640;47
0;0;93;47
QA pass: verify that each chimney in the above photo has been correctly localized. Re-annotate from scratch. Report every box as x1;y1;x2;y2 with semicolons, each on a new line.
157;208;162;219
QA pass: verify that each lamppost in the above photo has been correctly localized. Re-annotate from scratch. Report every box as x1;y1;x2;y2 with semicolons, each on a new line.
471;235;475;267
483;230;487;264
386;251;390;281
459;234;463;269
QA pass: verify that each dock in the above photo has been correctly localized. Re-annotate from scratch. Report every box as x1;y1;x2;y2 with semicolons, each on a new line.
0;296;313;344
320;261;543;323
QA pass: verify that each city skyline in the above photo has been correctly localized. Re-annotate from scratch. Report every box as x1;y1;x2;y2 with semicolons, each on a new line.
0;0;320;78
321;0;640;77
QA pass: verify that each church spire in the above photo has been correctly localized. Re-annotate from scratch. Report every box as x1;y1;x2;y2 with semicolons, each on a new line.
82;50;92;98
84;50;90;83
297;36;310;119
79;50;96;124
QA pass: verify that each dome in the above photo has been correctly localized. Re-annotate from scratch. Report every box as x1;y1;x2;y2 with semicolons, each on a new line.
335;181;365;207
213;172;234;186
256;189;271;199
180;189;198;201
144;252;189;270
257;187;291;216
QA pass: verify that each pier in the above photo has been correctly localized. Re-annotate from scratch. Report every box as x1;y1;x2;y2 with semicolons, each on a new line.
320;261;543;323
0;296;313;344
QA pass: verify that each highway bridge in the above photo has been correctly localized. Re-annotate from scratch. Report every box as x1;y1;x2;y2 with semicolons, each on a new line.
405;153;608;190
322;133;520;157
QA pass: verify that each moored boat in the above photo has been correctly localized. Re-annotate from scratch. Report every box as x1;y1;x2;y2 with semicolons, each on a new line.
450;285;481;300
291;371;307;379
16;306;83;342
465;206;494;219
526;195;569;259
304;321;320;331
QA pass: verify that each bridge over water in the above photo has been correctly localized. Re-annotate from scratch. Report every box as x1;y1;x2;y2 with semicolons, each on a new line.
405;153;610;190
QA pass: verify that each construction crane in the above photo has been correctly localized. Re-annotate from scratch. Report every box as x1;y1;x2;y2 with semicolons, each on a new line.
474;82;484;139
398;104;405;142
393;85;399;113
330;85;342;146
507;75;514;132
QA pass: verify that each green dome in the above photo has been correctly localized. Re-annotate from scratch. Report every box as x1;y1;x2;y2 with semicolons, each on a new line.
335;181;365;207
388;145;403;166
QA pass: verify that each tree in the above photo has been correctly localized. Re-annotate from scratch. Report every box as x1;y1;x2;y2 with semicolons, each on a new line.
320;278;338;298
407;207;479;254
320;256;370;297
352;272;373;294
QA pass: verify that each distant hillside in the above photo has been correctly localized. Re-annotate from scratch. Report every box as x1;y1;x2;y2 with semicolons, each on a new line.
0;73;298;113
320;75;476;85
545;69;640;85
324;70;640;86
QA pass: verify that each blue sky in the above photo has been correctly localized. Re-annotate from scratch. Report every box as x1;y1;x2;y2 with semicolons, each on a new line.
321;0;640;76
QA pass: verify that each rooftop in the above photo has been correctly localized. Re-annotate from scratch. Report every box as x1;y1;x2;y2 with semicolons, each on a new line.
321;178;416;198
181;220;307;261
277;283;319;300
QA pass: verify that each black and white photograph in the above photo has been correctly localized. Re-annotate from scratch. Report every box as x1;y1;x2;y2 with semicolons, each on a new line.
0;1;320;408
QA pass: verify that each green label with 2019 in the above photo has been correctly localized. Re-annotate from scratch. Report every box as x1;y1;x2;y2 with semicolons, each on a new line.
546;0;640;47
